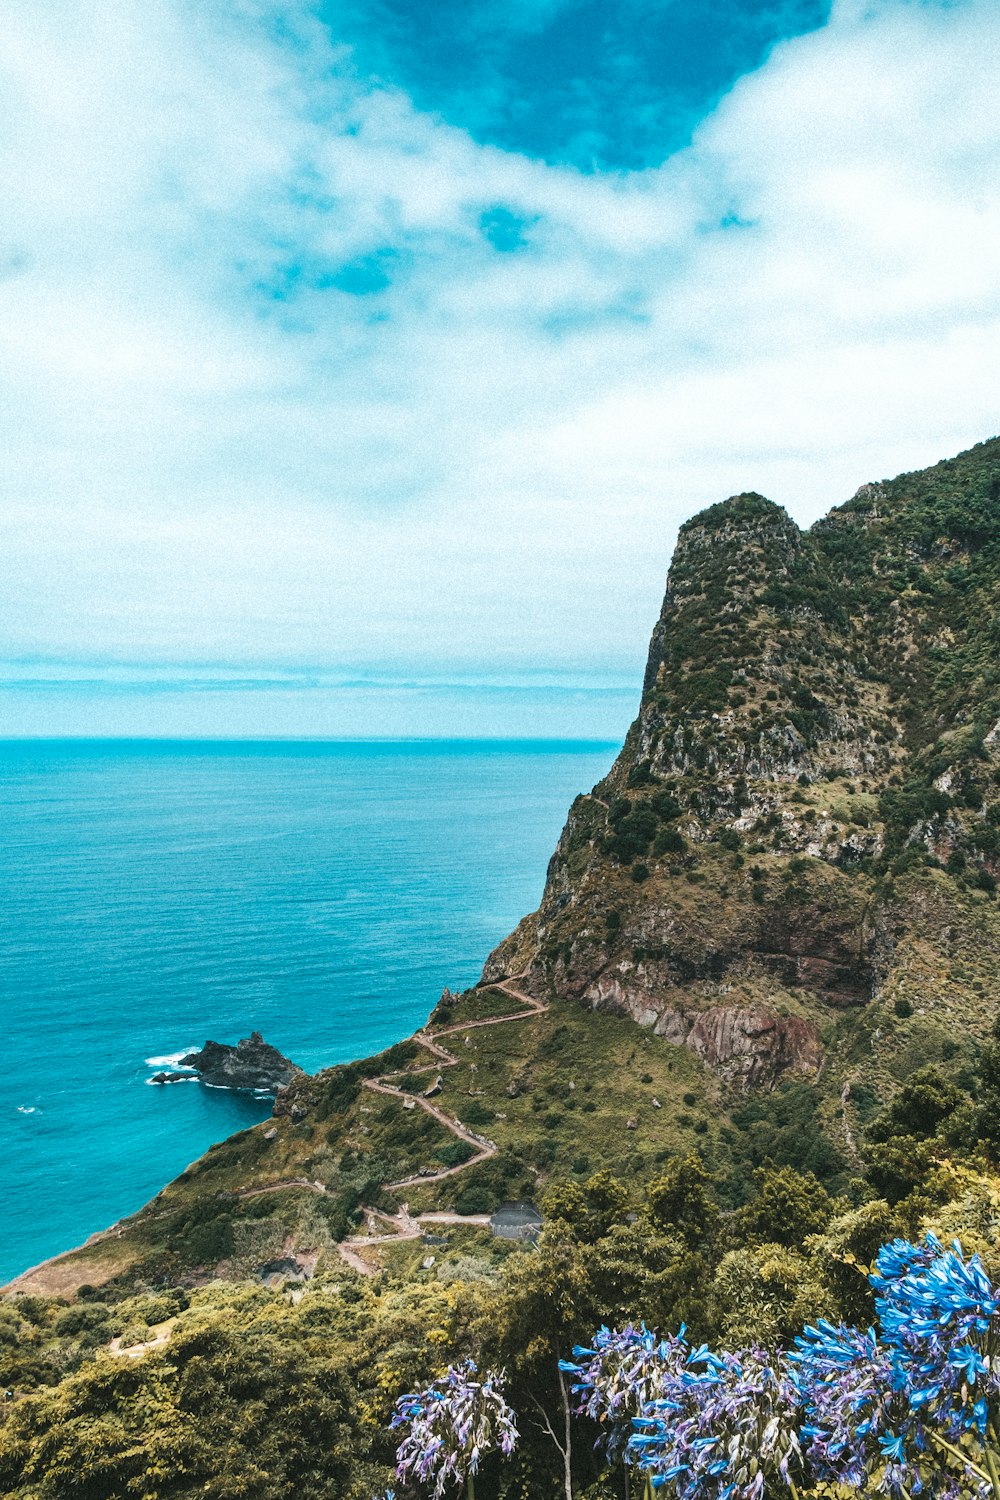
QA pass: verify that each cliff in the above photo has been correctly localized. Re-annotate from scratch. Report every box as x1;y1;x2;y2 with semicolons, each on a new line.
485;438;1000;1094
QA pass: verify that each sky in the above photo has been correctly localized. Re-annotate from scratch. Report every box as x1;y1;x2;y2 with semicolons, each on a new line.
2;0;999;739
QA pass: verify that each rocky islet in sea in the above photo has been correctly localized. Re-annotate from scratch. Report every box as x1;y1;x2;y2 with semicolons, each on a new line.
149;1031;303;1094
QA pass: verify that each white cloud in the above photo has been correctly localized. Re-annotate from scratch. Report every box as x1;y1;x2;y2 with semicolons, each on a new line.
1;0;999;734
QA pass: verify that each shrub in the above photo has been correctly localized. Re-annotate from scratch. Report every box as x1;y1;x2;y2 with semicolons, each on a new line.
606;804;658;863
453;1185;493;1214
627;761;654;787
868;1066;964;1143
436;1141;476;1168
52;1304;113;1339
651;791;682;821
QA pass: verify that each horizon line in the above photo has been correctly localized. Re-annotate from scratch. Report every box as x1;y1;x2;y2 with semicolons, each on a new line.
0;735;622;746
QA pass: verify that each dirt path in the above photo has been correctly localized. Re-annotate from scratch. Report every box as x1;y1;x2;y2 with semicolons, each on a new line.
2;981;547;1300
109;1318;177;1360
237;1177;328;1201
418;1211;492;1226
337;1243;377;1276
363;1078;491;1155
335;976;546;1274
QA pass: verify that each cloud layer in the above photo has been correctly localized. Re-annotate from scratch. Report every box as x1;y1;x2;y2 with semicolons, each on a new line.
2;0;999;734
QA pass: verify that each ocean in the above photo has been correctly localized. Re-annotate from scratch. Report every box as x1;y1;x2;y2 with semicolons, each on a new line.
0;738;616;1284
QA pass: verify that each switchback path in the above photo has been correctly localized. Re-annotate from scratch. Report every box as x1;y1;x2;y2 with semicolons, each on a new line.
334;976;547;1273
0;979;547;1298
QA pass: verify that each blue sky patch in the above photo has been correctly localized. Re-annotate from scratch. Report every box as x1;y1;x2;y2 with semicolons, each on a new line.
329;248;402;295
323;0;831;169
479;205;538;252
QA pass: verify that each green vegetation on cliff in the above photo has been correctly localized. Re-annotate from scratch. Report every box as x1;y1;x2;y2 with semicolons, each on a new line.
490;435;1000;1116
5;436;1000;1498
7;1062;1000;1498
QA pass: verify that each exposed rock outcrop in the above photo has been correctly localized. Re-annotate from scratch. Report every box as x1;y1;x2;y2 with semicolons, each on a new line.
150;1032;303;1094
484;438;1000;1092
687;1007;822;1091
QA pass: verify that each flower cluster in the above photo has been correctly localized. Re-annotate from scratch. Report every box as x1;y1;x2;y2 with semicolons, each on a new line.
791;1320;920;1494
551;1238;1000;1500
628;1345;802;1500
872;1234;1000;1444
560;1323;689;1460
790;1235;1000;1496
391;1360;518;1497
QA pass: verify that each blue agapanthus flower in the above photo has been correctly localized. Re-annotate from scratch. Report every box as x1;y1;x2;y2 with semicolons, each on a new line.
627;1344;802;1500
790;1235;1000;1496
790;1320;919;1494
560;1323;689;1461
391;1360;518;1497
872;1235;1000;1444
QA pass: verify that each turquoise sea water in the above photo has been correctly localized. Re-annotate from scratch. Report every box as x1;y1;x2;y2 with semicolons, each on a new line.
0;739;616;1284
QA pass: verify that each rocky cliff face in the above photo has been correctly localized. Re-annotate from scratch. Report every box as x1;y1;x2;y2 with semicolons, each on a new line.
486;439;1000;1093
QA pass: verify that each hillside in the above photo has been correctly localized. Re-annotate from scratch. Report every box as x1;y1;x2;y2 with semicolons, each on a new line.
8;438;1000;1303
7;438;1000;1499
489;438;1000;1099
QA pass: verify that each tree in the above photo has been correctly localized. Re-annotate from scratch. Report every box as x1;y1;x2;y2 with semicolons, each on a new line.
646;1154;719;1247
809;1198;905;1323
712;1244;832;1348
541;1172;629;1244
581;1171;630;1240
732;1165;834;1247
865;1136;937;1205
868;1066;965;1144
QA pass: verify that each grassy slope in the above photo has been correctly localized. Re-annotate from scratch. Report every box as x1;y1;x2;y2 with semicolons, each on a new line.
7;989;726;1294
